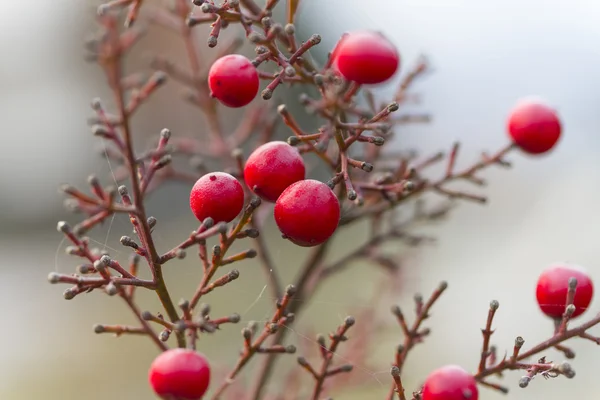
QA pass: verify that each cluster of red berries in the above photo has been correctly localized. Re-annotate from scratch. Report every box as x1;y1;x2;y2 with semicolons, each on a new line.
159;28;566;400
189;140;340;247
207;30;401;108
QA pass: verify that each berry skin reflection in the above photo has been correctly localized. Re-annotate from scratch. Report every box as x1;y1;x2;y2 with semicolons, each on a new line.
244;141;306;202
149;349;211;400
507;98;561;154
208;54;259;108
332;30;400;85
274;179;340;247
190;172;245;224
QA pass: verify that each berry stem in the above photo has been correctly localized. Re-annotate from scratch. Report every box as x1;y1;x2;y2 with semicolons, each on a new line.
475;312;600;381
386;282;448;400
103;15;186;348
477;300;499;373
310;317;355;400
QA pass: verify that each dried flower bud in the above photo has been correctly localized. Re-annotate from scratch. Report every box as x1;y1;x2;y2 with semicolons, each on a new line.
207;35;218;48
229;313;241;323
565;304;576;316
340;364;353;372
248;32;265;44
105;282;118;296
91;125;110;137
284;23;295;35
372;136;385;146
297;356;308;366
93;324;105;333
284;66;296;77
47;272;60;284
255;45;269;54
159;329;171;341
285;284;297;296
201;3;219;13
242;327;252;340
361;162;374;172
63;288;76;300
91;98;102;110
388;102;399;112
261;17;272;28
286;345;296;353
568;277;578;290
178;299;190;310
490;300;500;310
262;88;273;100
199;303;211;317
57;221;71;234
518;376;530;388
344;316;355;327
147;216;157;229
515;336;525;347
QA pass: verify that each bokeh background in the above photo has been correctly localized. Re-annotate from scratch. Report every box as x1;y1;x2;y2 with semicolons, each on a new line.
2;0;600;399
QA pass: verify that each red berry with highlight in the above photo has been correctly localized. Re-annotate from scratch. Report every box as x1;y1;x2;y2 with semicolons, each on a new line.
149;348;211;400
507;97;562;154
536;263;594;319
208;54;259;108
274;179;340;247
332;30;400;85
244;141;306;202
190;172;244;224
422;365;478;400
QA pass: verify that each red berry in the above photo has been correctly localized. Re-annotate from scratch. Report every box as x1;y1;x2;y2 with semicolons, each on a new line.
507;97;562;154
190;172;244;224
331;31;400;85
536;263;594;319
208;54;259;108
274;179;340;247
422;365;478;400
244;141;306;202
148;349;211;400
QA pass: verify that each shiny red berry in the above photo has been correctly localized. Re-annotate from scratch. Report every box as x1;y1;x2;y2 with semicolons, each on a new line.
244;141;306;202
208;54;259;108
190;172;244;224
274;179;340;247
148;349;211;400
507;97;562;154
422;365;478;400
536;263;594;319
331;30;400;85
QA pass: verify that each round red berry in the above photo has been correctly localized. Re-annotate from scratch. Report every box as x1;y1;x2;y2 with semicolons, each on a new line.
208;54;259;108
244;141;306;202
190;172;244;224
274;179;340;247
507;98;562;154
331;30;400;85
148;348;211;400
536;263;594;319
422;365;478;400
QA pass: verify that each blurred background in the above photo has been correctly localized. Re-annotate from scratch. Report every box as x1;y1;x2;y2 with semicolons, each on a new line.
2;0;600;399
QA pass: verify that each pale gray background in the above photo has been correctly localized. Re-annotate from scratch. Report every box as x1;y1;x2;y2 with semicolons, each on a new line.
1;0;600;399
